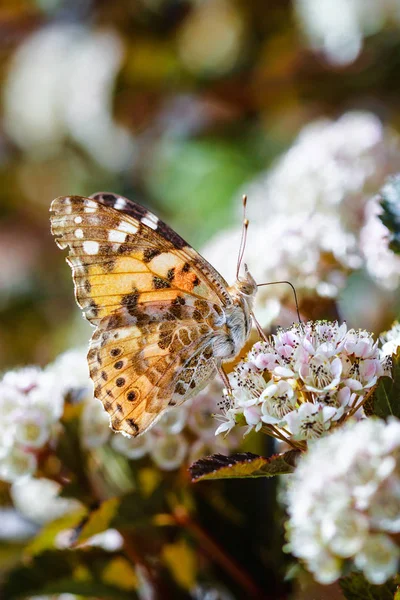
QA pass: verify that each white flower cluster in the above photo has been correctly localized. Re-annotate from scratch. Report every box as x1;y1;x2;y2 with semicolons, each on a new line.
294;0;400;65
286;418;400;584
4;24;134;171
0;363;66;482
202;112;400;325
360;198;400;291
381;321;400;357
83;383;238;471
0;346;239;482
216;321;390;443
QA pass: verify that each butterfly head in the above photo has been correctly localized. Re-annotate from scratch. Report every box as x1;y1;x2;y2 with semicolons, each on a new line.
233;264;257;302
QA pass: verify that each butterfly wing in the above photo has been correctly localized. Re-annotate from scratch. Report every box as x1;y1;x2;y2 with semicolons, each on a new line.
50;194;231;325
50;194;231;435
88;307;217;436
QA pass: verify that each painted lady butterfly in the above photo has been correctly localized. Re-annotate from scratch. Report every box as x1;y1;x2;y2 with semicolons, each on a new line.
50;192;258;437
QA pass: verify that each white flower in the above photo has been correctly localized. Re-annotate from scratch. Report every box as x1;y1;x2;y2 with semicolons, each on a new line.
294;0;400;65
285;402;337;440
0;448;37;483
360;198;400;290
354;533;400;585
286;418;400;584
217;321;387;443
202;113;400;327
46;347;92;396
149;433;188;471
81;396;110;449
111;432;150;460
153;406;187;435
11;477;81;525
320;509;369;558
0;363;67;482
381;321;400;357
4;24;134;171
260;380;298;423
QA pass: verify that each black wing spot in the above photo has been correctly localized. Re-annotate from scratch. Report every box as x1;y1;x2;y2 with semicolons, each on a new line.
121;289;140;315
143;248;161;263
126;418;139;434
153;276;170;289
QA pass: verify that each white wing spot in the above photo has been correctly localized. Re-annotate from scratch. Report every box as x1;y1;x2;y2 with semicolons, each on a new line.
114;198;127;209
109;230;127;243
83;240;99;255
142;215;158;230
119;220;138;234
75;228;84;239
74;216;83;224
85;199;98;208
84;206;97;213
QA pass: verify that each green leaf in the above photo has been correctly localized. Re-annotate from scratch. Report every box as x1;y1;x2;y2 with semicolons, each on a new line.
75;497;120;544
340;572;397;600
373;347;400;419
189;451;299;482
379;174;400;254
56;413;93;504
1;549;138;599
25;508;87;556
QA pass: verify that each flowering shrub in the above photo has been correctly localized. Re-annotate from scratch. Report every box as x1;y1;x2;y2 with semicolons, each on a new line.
0;365;64;482
202;113;400;325
216;321;390;445
285;418;400;585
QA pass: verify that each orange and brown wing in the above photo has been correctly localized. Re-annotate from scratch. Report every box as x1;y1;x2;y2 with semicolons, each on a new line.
50;193;230;435
88;306;217;436
50;194;231;325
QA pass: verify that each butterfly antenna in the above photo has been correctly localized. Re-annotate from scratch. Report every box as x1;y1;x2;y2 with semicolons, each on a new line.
257;280;303;324
236;195;249;279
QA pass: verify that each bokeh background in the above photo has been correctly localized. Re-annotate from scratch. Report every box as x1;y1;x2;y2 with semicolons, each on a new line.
1;1;400;599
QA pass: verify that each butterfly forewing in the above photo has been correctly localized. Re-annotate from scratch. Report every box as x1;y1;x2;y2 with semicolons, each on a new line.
50;193;232;436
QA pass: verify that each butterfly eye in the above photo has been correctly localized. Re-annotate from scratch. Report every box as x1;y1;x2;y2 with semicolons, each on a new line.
239;283;253;295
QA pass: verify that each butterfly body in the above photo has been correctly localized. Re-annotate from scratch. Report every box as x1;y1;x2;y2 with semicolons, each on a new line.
50;192;256;437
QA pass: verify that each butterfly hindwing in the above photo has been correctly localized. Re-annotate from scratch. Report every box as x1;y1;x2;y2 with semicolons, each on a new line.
88;306;217;436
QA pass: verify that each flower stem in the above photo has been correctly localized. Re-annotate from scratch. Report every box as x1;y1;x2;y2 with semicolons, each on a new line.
121;531;170;599
344;385;377;420
172;505;272;599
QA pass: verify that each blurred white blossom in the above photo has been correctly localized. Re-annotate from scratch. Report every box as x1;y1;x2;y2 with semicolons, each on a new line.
294;0;400;65
0;364;65;482
216;321;390;443
381;321;400;356
202;112;400;325
11;477;81;525
360;198;400;291
4;24;135;171
286;418;400;584
177;0;246;76
46;347;92;396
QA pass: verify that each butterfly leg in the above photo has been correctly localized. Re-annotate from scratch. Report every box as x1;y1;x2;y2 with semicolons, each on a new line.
251;311;268;342
217;364;232;395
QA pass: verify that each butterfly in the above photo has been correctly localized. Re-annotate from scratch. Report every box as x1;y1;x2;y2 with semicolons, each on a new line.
50;192;258;437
